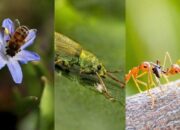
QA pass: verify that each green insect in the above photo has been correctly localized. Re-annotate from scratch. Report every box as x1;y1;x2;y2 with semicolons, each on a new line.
55;32;124;100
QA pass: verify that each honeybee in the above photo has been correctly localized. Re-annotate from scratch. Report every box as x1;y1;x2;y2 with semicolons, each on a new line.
6;20;29;57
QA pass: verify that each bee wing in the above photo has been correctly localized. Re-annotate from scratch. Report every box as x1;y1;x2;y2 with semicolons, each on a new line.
55;32;82;57
14;19;20;28
21;29;37;49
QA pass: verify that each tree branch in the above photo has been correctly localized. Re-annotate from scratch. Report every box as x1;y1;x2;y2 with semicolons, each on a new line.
126;80;180;130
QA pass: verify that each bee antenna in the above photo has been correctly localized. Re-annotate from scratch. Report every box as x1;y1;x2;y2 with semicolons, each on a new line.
106;72;125;88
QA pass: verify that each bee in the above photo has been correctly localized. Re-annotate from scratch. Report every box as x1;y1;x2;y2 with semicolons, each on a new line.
55;32;125;101
5;20;29;57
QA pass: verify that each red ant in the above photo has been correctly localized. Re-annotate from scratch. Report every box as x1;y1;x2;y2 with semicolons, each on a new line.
125;52;179;108
162;52;180;76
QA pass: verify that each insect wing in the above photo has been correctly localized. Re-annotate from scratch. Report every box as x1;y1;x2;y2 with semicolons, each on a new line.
14;19;20;28
21;29;37;49
55;32;82;58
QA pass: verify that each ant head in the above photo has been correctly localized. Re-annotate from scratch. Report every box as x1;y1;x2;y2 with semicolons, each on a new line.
139;62;151;72
169;64;180;74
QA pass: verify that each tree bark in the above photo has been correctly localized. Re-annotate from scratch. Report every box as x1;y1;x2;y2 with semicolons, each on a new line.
126;80;180;130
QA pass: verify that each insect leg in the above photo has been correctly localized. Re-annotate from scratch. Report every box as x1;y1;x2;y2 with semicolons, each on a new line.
107;69;122;73
132;75;143;93
136;79;147;87
96;72;115;101
162;74;169;83
163;52;173;70
154;76;165;92
106;72;125;88
149;70;156;87
136;71;147;78
55;59;71;72
147;70;156;108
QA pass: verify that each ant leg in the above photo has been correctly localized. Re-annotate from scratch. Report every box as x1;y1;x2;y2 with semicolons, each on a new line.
162;74;169;91
132;75;143;93
149;71;156;87
154;76;165;93
146;70;155;90
136;79;148;91
147;70;156;108
162;74;169;83
96;72;114;101
136;72;147;78
163;52;173;70
136;79;147;86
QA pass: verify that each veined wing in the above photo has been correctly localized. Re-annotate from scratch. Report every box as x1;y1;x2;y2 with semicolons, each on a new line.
55;32;82;57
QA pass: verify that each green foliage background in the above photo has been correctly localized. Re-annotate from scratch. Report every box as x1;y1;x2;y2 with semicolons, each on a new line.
126;0;180;96
55;0;125;129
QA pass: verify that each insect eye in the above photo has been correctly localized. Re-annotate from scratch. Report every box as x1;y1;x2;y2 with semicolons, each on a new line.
175;70;178;73
143;65;147;68
97;65;101;70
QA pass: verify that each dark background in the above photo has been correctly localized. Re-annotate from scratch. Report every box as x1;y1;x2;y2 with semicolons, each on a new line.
0;0;54;130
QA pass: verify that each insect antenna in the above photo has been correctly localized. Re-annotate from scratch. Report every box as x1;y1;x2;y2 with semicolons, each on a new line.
106;72;125;88
107;69;122;73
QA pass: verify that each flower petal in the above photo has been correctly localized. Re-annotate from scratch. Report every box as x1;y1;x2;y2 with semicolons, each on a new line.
0;56;6;69
0;28;4;44
0;42;7;68
7;60;22;84
21;29;37;50
2;18;14;35
15;50;40;64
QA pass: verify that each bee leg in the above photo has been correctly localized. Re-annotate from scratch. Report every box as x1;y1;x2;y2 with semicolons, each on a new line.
95;72;115;101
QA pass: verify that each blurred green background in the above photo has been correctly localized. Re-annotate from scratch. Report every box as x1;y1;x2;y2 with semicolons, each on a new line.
55;0;125;130
126;0;180;96
0;0;54;130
